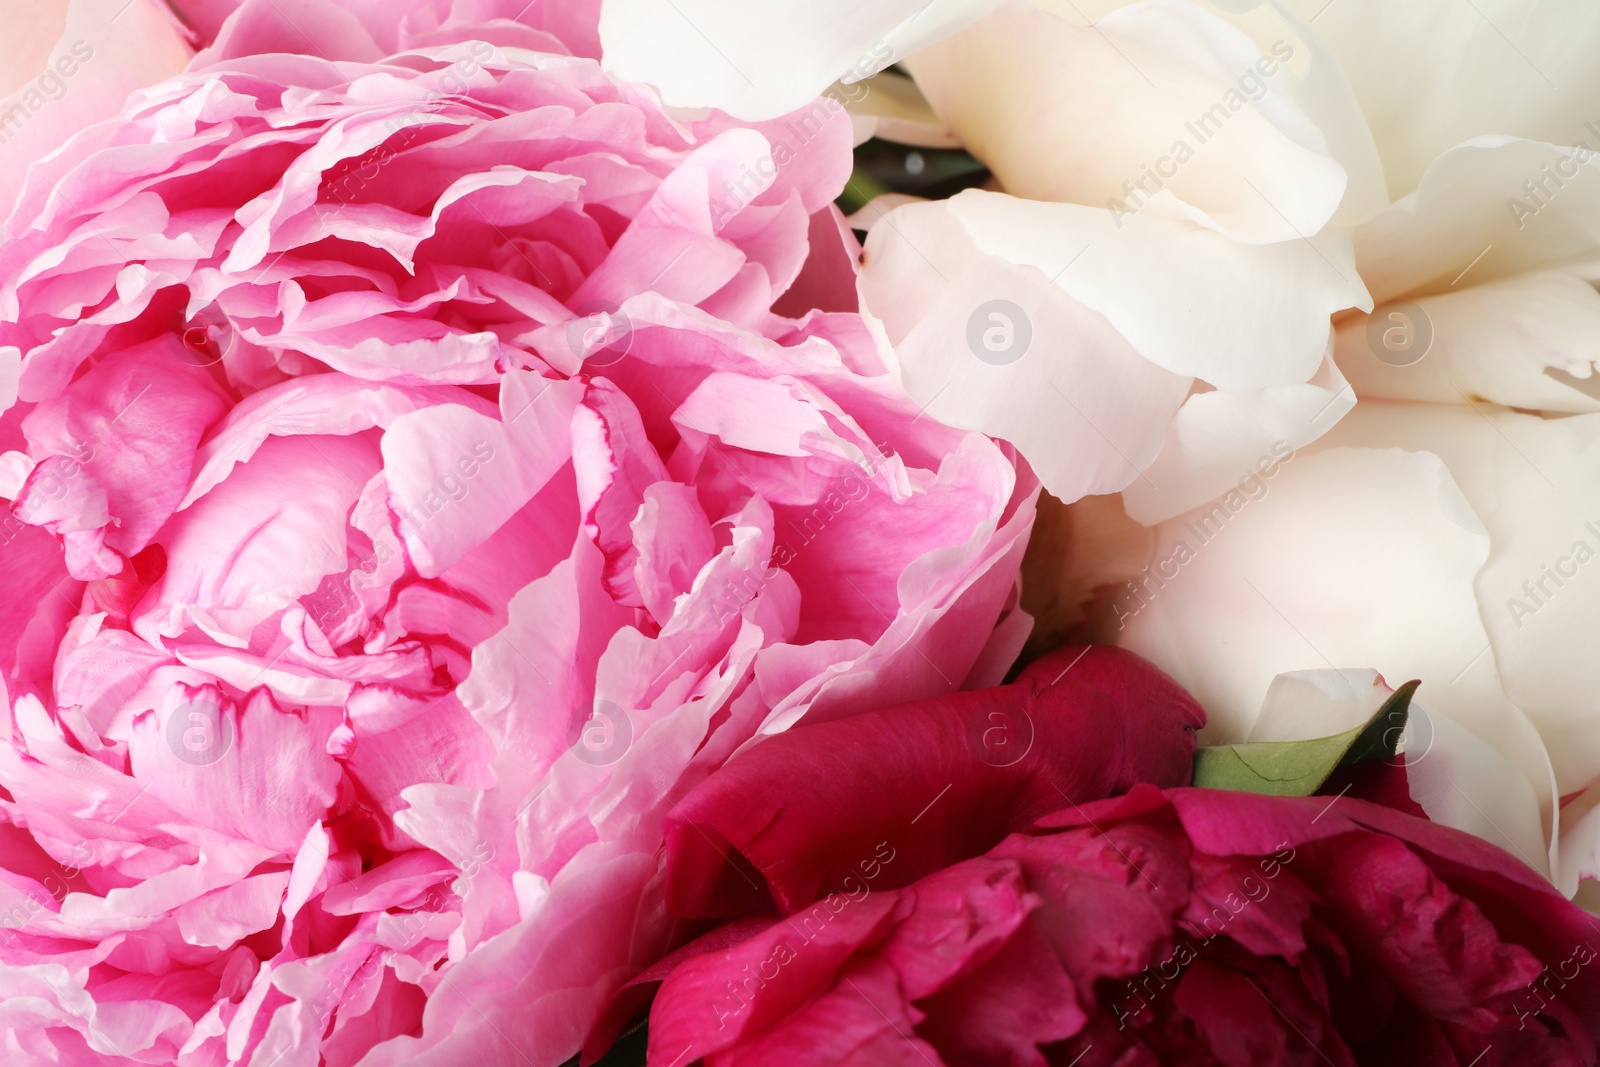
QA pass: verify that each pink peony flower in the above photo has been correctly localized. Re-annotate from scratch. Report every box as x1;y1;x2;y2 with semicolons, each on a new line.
0;2;1037;1063
632;655;1600;1066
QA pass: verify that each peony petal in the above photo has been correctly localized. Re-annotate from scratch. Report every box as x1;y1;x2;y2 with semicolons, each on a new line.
598;0;1003;120
0;0;191;218
858;196;1192;504
0;1;68;100
645;891;902;1059
1336;269;1600;414
1354;137;1600;305
1122;337;1350;524
1322;403;1600;804
908;0;1353;243
381;374;582;578
663;645;1202;917
1248;668;1549;890
20;338;229;568
1277;0;1600;199
172;870;291;948
133;433;382;647
927;189;1370;390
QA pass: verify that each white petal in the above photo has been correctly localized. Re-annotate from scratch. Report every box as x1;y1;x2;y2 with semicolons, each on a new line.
846;193;927;232
1248;668;1388;741
1277;0;1600;199
1249;669;1549;881
1123;333;1353;524
858;196;1192;503
908;0;1355;243
1560;782;1600;892
1355;138;1600;304
1323;402;1600;800
1405;707;1553;886
1337;270;1600;414
1115;446;1557;874
598;0;1003;121
909;189;1369;390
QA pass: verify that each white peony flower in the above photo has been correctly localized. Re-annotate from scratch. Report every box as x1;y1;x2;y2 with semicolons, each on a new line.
855;0;1385;512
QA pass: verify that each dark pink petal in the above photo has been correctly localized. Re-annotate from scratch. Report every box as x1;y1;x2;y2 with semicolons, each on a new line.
583;918;774;1065
995;820;1192;994
877;857;1034;1000
646;891;902;1061
1173;955;1354;1067
1177;850;1319;959
914;915;1088;1064
665;646;1203;917
1316;833;1543;1027
706;956;942;1067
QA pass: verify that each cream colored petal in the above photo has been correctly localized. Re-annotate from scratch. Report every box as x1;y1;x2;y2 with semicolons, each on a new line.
1123;334;1353;524
1337;270;1600;414
0;0;68;98
598;0;1003;121
0;0;192;218
1248;669;1550;882
1356;138;1600;305
1277;0;1600;199
1405;707;1555;886
858;197;1193;504
908;0;1351;243
1322;402;1600;801
936;189;1369;390
1114;447;1557;876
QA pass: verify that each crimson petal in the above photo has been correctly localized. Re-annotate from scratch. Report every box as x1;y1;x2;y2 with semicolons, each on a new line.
664;645;1204;917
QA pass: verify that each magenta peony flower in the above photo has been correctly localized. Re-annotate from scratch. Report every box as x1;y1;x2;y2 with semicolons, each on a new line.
0;2;1037;1063
628;652;1600;1066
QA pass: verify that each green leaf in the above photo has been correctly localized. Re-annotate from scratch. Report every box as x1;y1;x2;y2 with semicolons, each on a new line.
1191;681;1419;797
